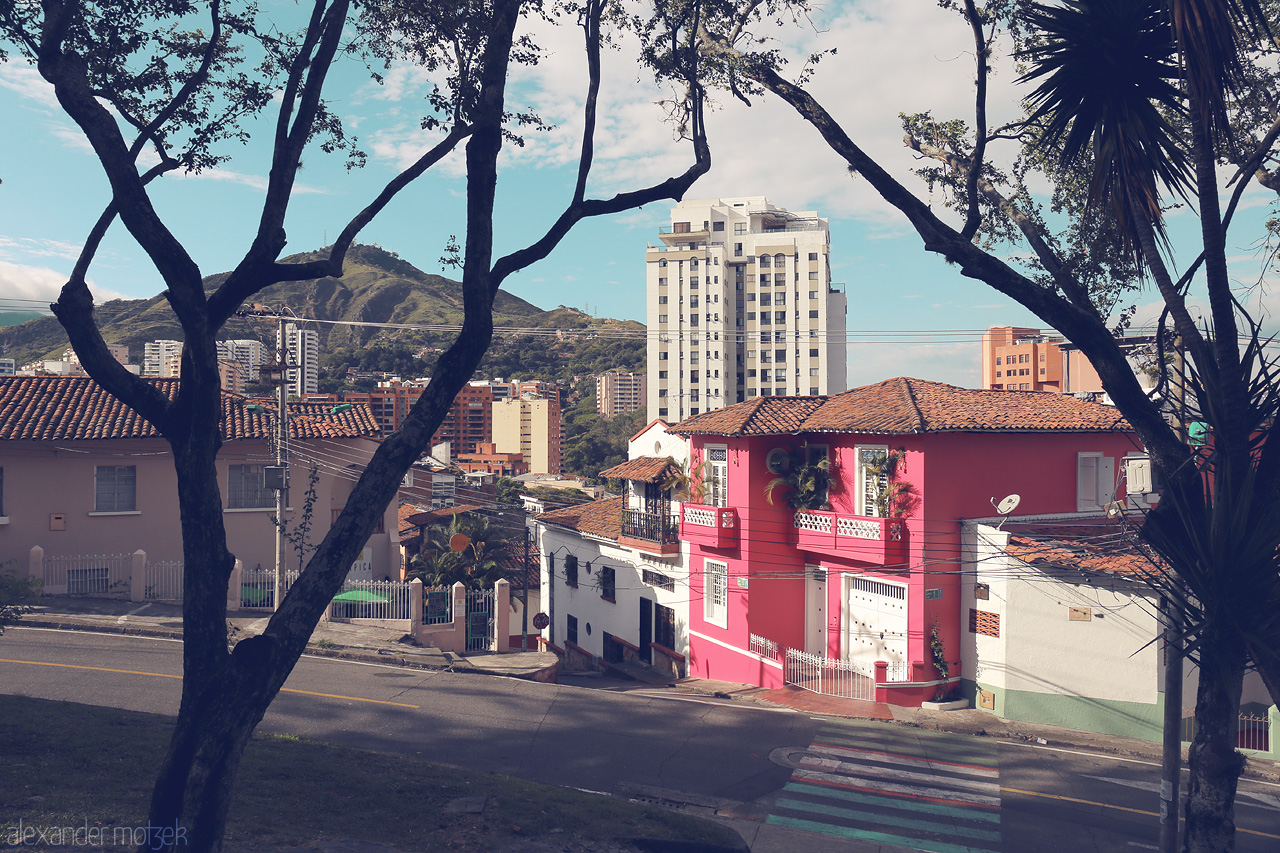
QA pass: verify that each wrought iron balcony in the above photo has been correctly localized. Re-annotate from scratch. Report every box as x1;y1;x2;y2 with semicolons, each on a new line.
620;508;680;555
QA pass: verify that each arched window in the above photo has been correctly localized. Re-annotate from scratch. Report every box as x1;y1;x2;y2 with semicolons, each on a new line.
759;255;771;267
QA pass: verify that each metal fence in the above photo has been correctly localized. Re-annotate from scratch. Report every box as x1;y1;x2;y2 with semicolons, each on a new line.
239;568;300;610
330;579;413;620
465;589;495;652
749;633;779;661
784;648;878;701
424;586;453;625
1182;710;1271;752
42;554;131;597
144;560;184;602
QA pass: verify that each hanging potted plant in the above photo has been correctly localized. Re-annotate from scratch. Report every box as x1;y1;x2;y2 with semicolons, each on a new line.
764;443;835;511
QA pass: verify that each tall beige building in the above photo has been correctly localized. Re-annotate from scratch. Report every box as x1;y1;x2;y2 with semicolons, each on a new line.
596;371;646;419
493;394;563;475
646;197;847;423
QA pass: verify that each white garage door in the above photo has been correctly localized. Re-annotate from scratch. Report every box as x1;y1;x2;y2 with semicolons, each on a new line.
843;575;908;667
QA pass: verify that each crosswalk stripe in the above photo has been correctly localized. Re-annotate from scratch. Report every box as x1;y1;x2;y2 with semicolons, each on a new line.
775;795;1003;842
767;814;1001;853
794;767;1001;807
799;753;1001;793
819;727;999;765
810;742;1000;777
785;780;1002;823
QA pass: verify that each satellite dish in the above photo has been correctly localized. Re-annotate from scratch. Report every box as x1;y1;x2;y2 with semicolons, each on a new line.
766;447;792;475
448;533;471;553
994;494;1021;515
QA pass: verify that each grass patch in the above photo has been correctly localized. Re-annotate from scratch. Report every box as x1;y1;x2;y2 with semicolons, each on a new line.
0;695;742;851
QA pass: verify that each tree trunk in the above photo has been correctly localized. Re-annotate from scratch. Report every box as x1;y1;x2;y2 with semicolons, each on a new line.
1182;622;1248;853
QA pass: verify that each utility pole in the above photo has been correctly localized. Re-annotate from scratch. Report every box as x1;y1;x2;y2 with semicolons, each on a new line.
274;317;289;612
522;520;530;651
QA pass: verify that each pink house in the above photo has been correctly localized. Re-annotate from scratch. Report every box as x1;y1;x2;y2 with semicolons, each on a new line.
0;376;398;581
667;377;1142;706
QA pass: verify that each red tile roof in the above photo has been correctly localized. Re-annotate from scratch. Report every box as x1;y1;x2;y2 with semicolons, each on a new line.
670;377;1132;436
0;376;379;441
536;496;623;541
667;395;828;436
599;456;680;483
1004;520;1160;578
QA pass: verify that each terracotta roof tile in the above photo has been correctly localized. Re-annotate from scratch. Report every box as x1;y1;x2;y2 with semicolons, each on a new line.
0;376;379;441
668;396;827;436
1004;520;1160;578
536;496;623;541
599;456;679;483
670;378;1131;437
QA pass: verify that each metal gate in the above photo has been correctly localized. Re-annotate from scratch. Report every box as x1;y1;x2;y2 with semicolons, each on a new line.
465;589;495;652
785;647;878;701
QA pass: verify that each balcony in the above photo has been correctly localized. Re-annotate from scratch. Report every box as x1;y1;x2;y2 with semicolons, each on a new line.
793;510;907;566
620;508;680;556
680;504;739;548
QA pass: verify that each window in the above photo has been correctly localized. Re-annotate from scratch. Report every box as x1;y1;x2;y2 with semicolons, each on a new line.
1040;353;1046;362
659;259;667;267
655;602;677;650
1077;452;1114;511
746;349;756;358
658;351;668;360
704;559;728;626
808;271;819;280
734;243;743;256
969;609;1000;637
855;446;890;517
690;353;700;364
774;253;786;267
810;368;820;377
1040;368;1046;375
673;221;690;233
658;370;667;379
809;310;820;318
690;371;699;382
713;221;724;232
690;277;700;288
808;291;818;300
658;295;668;304
658;407;668;417
809;252;818;260
658;389;667;397
567;614;579;645
94;465;137;513
690;257;700;269
760;293;771;306
760;351;772;362
228;464;274;509
775;293;786;305
599;565;615;601
760;274;772;286
706;445;729;507
775;349;786;362
735;222;747;234
995;357;1002;365
564;554;579;587
760;313;772;324
761;369;771;381
996;371;1002;377
658;314;668;324
644;569;675;591
775;311;786;323
746;293;756;302
747;312;756;321
810;387;820;395
759;255;771;267
809;348;819;357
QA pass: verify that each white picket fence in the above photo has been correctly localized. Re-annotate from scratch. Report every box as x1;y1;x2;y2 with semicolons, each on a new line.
239;568;301;610
330;579;414;620
785;648;879;700
144;560;184;602
40;553;132;597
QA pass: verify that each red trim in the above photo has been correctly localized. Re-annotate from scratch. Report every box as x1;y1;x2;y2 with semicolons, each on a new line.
565;640;592;657
609;634;641;653
649;642;685;662
539;638;563;654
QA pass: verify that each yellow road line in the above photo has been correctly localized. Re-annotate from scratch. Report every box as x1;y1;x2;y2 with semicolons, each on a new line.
1002;786;1280;839
0;658;419;709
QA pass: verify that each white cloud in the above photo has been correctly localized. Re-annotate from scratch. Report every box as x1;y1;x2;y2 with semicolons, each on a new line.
0;260;127;305
0;235;85;262
0;62;58;110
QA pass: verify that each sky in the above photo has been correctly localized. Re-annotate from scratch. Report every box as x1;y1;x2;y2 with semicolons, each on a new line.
2;1;1278;389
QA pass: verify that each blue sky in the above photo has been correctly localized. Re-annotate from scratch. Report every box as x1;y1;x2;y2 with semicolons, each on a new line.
2;1;1276;388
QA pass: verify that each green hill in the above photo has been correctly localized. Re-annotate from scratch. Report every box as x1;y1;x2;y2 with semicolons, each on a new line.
0;245;645;387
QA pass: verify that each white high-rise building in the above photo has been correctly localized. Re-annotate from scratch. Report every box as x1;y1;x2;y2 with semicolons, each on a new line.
276;323;319;397
645;197;847;423
143;340;184;377
216;339;266;384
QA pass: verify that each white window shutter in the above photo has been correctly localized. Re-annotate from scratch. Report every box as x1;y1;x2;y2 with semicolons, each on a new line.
1077;453;1100;511
1098;456;1115;509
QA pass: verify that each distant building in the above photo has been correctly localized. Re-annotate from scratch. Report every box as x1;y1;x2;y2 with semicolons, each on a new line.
494;394;563;476
216;339;266;385
455;442;529;478
980;326;1163;398
0;359;13;376
217;359;246;394
143;340;183;377
596;371;645;419
277;323;319;397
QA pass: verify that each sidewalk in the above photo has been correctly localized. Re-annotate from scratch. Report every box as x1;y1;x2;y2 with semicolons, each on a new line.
20;596;1280;786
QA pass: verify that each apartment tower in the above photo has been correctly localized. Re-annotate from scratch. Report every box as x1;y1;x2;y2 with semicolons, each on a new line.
646;197;847;423
277;323;320;397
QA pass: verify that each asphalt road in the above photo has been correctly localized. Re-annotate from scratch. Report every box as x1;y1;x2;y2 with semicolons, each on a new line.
5;627;1280;853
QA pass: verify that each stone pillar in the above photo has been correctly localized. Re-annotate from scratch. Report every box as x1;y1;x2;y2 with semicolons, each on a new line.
1269;705;1280;762
29;545;43;586
130;549;147;603
494;579;510;653
410;578;423;630
226;559;242;613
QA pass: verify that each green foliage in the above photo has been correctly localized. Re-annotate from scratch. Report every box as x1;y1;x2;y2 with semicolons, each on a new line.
271;467;320;574
764;444;834;511
930;621;949;680
407;513;523;590
0;565;42;635
562;401;646;481
861;449;918;519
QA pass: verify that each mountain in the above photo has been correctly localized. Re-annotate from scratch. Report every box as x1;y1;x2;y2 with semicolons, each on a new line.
0;245;645;380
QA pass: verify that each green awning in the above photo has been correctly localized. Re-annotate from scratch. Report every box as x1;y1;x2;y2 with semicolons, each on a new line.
332;589;389;603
